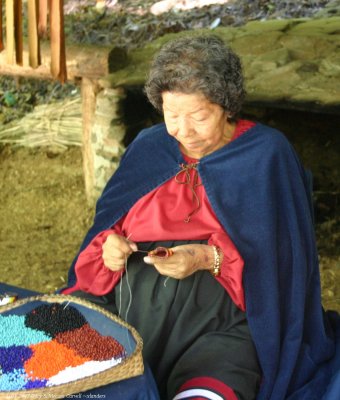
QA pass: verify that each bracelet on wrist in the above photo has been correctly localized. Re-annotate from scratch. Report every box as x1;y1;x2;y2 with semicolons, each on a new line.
210;245;221;277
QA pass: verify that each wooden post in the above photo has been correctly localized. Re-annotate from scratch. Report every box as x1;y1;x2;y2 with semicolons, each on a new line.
38;0;49;38
14;0;23;65
50;0;67;82
27;0;41;68
81;77;101;204
6;0;15;64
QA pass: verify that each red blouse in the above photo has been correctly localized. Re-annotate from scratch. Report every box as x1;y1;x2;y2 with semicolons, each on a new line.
65;120;256;311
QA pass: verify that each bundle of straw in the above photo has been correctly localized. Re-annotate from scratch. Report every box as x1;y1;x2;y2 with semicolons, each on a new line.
0;96;82;149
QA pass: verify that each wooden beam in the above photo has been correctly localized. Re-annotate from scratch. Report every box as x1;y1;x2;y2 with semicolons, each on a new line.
81;77;100;203
0;42;111;80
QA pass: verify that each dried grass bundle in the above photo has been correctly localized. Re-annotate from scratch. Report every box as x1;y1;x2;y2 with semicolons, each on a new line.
0;96;82;149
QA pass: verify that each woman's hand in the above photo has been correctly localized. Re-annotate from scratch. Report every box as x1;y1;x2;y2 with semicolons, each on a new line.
144;244;217;279
102;233;137;272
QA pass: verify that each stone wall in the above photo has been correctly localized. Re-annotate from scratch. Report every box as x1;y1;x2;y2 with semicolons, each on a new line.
84;16;340;202
102;16;340;109
238;18;340;109
90;88;126;199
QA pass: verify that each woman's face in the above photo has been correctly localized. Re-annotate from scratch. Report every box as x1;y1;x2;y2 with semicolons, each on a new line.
162;91;235;159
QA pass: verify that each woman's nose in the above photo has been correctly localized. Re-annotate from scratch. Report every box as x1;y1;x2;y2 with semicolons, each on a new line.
177;118;193;138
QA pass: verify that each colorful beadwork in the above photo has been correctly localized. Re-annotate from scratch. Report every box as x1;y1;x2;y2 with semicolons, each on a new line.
55;323;125;361
0;346;33;373
0;303;127;392
0;315;51;346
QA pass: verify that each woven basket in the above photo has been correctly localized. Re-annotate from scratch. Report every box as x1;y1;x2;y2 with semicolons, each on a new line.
0;294;144;400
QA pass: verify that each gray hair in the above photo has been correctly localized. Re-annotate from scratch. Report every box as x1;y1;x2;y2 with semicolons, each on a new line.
144;35;245;120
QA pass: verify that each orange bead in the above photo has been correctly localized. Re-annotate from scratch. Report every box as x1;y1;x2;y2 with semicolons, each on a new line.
25;340;90;380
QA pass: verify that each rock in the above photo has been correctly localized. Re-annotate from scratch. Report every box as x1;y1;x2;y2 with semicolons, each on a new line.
104;16;340;110
319;56;340;77
108;47;129;73
314;0;340;18
254;48;292;67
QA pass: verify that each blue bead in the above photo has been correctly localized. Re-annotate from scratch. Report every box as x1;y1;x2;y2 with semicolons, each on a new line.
0;315;51;347
0;368;26;391
24;378;48;389
0;345;33;373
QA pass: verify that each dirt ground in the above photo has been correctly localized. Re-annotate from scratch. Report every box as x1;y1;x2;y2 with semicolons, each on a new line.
0;107;339;312
0;145;93;293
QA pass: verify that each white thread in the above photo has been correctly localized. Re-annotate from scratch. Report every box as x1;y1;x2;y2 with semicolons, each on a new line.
118;232;133;319
164;276;170;287
117;232;134;353
63;300;70;310
123;253;134;353
124;232;133;322
118;270;123;318
124;254;133;323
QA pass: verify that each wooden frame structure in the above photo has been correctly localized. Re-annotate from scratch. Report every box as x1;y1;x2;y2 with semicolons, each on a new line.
0;0;67;82
0;1;114;202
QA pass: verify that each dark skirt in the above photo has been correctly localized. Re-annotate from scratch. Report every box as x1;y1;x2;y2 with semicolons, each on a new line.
72;240;261;400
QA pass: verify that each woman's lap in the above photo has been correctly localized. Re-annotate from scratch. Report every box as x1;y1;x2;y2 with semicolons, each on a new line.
167;328;260;400
71;240;261;399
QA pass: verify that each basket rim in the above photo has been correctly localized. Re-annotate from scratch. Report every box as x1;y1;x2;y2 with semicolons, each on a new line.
0;294;144;399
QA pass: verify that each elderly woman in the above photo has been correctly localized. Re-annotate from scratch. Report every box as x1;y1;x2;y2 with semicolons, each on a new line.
63;35;337;400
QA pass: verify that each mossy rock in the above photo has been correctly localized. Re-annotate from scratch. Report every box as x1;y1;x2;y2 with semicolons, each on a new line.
239;19;304;33
105;28;236;86
100;17;340;109
288;16;340;35
254;48;292;67
280;35;336;60
319;56;340;78
232;31;283;56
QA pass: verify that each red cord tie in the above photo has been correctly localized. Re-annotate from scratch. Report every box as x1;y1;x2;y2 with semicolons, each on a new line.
175;163;202;223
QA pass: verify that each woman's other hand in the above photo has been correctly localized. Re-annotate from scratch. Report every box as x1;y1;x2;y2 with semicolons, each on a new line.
144;244;218;279
102;233;137;272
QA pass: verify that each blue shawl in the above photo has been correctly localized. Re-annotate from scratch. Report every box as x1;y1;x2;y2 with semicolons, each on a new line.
67;122;337;399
